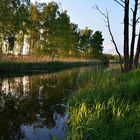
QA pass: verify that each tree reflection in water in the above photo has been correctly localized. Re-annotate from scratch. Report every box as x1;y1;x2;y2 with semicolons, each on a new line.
0;67;93;140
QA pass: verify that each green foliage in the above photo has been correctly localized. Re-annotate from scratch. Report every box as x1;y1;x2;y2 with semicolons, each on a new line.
0;1;105;60
68;68;140;139
0;60;98;74
78;28;93;56
90;31;104;54
27;3;41;54
104;54;123;62
78;28;104;58
0;0;30;53
41;2;60;56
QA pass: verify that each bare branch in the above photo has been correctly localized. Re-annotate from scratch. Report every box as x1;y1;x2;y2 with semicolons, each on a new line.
129;23;133;27
129;0;139;69
136;17;140;23
134;30;140;68
95;6;107;18
95;6;123;71
130;8;134;13
120;0;125;3
114;0;125;8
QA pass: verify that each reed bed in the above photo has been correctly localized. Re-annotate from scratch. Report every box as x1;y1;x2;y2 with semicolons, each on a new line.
0;55;105;75
0;55;100;63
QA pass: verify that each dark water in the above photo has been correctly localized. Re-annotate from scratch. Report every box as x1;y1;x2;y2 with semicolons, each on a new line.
0;67;98;140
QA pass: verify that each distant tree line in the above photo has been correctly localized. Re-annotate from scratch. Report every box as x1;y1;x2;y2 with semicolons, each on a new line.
0;0;104;60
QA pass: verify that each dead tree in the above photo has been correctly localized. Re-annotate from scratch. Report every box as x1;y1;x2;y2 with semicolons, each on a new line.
96;0;140;72
123;0;130;72
129;0;139;70
95;6;123;71
134;31;140;68
115;0;140;71
113;0;130;72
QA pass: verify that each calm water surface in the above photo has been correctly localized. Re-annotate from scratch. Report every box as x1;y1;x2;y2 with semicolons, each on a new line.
0;66;101;140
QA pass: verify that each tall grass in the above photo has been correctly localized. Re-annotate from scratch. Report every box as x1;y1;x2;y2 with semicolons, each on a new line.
0;55;106;75
67;68;140;140
0;55;101;63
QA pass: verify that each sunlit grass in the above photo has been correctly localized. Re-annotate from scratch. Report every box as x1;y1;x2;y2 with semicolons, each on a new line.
68;68;140;140
0;55;101;63
0;55;105;74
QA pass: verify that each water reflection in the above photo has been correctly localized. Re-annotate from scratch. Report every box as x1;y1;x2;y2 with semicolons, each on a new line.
0;67;95;140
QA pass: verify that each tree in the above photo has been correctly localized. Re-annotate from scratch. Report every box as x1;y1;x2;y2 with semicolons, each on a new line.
134;30;140;68
115;0;140;71
56;11;79;57
41;2;59;59
90;31;104;55
0;0;30;54
68;23;80;57
78;28;104;57
78;28;93;56
28;3;41;54
96;0;140;72
0;0;18;53
15;4;29;54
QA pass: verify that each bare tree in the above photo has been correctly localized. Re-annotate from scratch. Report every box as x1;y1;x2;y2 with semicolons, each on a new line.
96;0;140;72
134;30;140;68
95;6;123;71
123;0;130;72
115;0;140;71
129;0;139;70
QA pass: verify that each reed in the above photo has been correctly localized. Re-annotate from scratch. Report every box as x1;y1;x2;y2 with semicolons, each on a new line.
68;68;140;140
0;55;107;76
0;55;101;63
0;60;104;76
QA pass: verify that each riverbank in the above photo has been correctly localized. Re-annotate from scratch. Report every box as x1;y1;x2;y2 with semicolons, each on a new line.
0;55;108;76
68;68;140;140
0;61;107;76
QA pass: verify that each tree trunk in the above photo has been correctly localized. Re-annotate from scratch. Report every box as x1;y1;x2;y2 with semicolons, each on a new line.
20;32;25;55
0;34;3;54
124;0;130;72
129;0;138;70
8;36;15;53
29;31;34;54
134;31;140;68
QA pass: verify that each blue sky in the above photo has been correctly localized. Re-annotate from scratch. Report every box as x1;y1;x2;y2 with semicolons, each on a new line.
31;0;125;54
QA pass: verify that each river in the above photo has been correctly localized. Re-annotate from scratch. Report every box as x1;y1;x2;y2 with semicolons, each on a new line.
0;66;103;140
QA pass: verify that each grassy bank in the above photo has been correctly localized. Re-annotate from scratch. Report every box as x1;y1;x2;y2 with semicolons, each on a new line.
68;68;140;140
0;55;103;63
0;61;106;76
0;55;108;75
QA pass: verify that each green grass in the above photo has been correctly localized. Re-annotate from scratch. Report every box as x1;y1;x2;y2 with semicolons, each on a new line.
67;68;140;140
0;55;108;76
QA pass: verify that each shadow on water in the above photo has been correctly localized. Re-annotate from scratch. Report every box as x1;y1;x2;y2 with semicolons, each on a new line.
0;65;106;140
